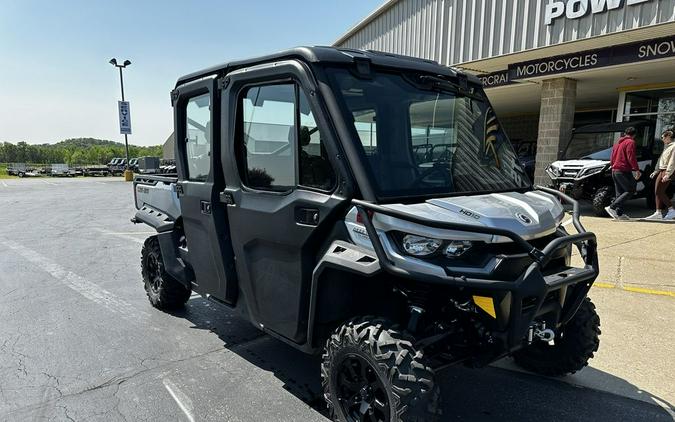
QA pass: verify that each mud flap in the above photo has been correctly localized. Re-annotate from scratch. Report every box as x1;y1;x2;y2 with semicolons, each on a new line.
157;230;194;289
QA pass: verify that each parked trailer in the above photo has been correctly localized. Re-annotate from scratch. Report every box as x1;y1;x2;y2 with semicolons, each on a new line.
137;156;160;174
49;164;75;177
7;163;28;177
82;165;111;176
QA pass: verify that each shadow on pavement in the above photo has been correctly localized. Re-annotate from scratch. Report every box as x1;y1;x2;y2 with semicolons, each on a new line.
172;297;673;421
576;197;655;219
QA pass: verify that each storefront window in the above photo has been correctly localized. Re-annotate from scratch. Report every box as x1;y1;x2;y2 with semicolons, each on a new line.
622;87;675;151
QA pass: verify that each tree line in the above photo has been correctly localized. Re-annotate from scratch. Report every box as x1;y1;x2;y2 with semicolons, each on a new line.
0;138;163;165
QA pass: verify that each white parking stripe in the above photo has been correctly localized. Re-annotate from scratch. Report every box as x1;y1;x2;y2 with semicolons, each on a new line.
42;180;58;186
1;242;150;320
163;379;196;422
94;228;148;244
1;181;7;187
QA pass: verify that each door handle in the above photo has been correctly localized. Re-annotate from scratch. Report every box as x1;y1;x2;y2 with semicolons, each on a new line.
295;207;319;226
200;200;212;215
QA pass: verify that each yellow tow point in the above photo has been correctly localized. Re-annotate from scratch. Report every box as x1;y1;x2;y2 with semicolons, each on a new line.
472;295;496;318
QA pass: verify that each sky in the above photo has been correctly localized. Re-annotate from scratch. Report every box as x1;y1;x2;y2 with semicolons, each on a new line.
0;0;382;146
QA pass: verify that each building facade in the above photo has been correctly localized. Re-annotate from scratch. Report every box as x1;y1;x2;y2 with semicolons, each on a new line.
335;0;675;184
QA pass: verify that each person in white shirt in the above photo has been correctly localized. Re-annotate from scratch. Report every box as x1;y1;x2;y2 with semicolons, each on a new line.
645;129;675;220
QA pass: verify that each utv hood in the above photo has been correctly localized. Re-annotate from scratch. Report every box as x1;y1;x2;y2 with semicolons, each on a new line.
375;191;565;243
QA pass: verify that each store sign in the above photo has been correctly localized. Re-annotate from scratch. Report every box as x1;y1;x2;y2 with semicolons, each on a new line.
479;71;511;88
479;35;675;88
545;0;652;25
118;101;132;135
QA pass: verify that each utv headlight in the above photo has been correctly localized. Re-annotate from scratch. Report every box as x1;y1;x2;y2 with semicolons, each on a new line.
578;165;606;177
444;240;473;257
547;164;561;177
402;235;442;256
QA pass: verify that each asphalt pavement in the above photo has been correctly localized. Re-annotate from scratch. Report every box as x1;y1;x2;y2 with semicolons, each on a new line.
0;177;673;421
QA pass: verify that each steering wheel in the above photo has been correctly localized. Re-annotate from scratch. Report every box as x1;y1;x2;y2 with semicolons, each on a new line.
406;162;452;189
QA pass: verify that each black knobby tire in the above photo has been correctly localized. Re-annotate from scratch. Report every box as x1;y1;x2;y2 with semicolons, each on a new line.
322;317;440;422
592;186;614;217
513;297;600;377
141;236;191;310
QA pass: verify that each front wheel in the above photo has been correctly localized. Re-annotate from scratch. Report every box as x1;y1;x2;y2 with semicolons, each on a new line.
592;186;614;217
141;236;191;310
321;317;440;422
513;297;600;376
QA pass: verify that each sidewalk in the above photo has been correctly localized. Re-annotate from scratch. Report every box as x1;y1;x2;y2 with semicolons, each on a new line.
518;203;675;410
570;203;675;294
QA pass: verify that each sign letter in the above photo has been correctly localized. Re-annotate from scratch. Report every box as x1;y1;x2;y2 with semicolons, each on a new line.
545;1;565;25
566;0;589;19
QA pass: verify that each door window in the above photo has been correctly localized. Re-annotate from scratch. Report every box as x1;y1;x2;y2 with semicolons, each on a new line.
239;83;335;192
185;94;211;181
298;92;335;191
241;84;296;192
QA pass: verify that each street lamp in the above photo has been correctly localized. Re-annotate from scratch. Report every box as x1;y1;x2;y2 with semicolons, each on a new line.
109;57;132;180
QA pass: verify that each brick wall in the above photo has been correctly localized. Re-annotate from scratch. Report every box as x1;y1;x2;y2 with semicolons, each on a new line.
533;78;577;186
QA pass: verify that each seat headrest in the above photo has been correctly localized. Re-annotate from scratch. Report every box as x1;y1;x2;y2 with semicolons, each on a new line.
288;125;311;147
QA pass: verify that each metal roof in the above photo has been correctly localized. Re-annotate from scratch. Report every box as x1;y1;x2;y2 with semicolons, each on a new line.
333;0;399;46
175;45;476;88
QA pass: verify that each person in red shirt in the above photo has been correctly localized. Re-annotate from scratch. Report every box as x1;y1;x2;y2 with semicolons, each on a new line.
605;127;641;219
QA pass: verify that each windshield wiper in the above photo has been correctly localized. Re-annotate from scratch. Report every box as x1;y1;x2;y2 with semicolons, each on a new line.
418;75;484;101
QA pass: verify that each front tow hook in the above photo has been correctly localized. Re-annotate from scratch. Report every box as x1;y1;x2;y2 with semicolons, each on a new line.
527;322;555;344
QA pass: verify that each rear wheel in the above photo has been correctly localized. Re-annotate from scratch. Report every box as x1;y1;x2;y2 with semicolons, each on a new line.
513;297;600;376
592;186;613;217
141;236;191;310
322;317;440;422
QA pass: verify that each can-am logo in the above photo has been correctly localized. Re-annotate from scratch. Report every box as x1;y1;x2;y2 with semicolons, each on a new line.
545;0;652;26
516;213;532;225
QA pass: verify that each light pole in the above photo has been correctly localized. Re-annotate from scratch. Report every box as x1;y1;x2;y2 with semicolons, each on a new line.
109;58;132;180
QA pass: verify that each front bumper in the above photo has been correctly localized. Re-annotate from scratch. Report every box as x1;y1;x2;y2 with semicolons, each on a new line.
353;186;599;350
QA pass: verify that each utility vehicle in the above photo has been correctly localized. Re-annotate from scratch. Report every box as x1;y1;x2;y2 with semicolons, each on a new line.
546;120;673;216
132;47;601;421
107;157;127;176
137;156;161;174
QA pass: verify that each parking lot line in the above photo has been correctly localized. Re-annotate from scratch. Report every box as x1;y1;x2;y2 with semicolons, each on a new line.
593;281;674;298
94;228;150;244
41;180;58;186
163;378;196;422
2;241;150;320
1;181;7;187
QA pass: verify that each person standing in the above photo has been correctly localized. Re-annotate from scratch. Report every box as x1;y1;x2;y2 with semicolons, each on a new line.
645;129;675;220
605;127;641;220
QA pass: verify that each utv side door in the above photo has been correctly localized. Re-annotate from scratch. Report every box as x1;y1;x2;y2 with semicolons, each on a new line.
220;61;344;344
174;78;237;304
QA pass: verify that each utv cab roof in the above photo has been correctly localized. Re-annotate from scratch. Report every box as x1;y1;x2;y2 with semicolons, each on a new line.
175;46;478;88
573;120;653;134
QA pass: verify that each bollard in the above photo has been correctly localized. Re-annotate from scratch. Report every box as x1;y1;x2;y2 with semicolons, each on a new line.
124;169;134;182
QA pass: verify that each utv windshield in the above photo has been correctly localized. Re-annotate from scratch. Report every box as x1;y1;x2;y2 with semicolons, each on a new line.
561;131;622;160
328;68;529;199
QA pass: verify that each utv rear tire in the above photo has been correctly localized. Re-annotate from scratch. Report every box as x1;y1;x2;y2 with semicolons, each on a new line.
321;317;440;422
592;187;613;217
513;297;600;376
141;236;191;310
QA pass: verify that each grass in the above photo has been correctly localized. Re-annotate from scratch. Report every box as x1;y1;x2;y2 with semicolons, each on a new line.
0;164;17;179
